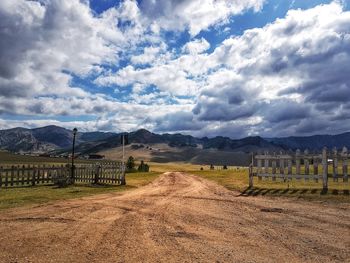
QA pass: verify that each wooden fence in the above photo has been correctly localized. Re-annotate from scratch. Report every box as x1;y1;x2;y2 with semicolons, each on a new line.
249;147;349;190
0;161;125;188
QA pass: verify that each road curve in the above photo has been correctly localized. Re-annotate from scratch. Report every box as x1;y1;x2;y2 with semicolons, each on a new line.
0;172;349;262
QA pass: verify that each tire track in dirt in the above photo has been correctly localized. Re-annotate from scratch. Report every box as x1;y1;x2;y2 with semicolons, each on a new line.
0;172;349;263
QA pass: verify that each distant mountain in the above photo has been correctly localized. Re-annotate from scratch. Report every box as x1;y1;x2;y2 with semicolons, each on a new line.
0;125;116;153
74;129;282;155
0;125;349;155
0;127;47;152
265;132;350;150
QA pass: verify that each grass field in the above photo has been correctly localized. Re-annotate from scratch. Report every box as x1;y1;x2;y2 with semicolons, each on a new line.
147;162;350;202
191;168;350;202
0;172;160;210
0;151;94;165
1;156;349;211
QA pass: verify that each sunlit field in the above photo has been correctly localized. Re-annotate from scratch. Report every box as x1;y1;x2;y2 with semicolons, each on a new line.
1;158;349;211
148;162;350;202
0;171;160;210
0;151;92;165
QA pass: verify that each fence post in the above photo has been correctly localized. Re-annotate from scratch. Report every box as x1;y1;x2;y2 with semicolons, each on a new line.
322;147;328;191
257;156;262;180
313;154;319;182
272;152;276;181
279;152;285;181
21;165;25;185
16;165;20;186
10;165;15;186
0;166;2;188
32;165;36;186
333;147;338;182
5;167;8;187
304;149;309;181
296;149;301;180
249;153;254;188
287;157;292;181
71;164;75;184
121;162;126;185
342;147;348;182
94;164;100;184
264;151;269;180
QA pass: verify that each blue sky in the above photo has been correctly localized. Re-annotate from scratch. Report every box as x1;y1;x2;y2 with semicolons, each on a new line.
0;0;350;138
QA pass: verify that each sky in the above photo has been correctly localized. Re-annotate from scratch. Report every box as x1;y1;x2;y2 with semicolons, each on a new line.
0;0;350;138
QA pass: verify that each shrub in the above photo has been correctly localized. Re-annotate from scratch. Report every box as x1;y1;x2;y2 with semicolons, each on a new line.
137;160;150;172
126;156;136;172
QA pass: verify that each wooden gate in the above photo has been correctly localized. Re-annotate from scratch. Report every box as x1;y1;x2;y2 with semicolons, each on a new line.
0;161;125;188
249;147;349;190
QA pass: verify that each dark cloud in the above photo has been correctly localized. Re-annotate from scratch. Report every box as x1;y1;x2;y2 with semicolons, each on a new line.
193;100;256;121
0;1;42;79
195;2;350;137
151;111;203;132
295;119;329;134
262;100;311;123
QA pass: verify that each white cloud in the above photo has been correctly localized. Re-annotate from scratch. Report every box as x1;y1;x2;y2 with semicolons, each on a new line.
2;0;350;139
182;38;210;54
130;42;169;65
139;0;265;36
191;1;350;136
96;64;200;96
0;0;123;99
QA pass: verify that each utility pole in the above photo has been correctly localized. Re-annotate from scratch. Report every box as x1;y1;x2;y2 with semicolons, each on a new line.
71;127;78;184
121;133;127;185
122;134;125;164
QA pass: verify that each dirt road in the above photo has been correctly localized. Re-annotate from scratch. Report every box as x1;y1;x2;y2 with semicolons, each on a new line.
0;172;349;263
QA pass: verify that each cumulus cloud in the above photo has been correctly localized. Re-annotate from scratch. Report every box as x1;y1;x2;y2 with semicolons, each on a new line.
0;0;122;99
130;42;169;65
190;2;350;137
95;64;200;96
0;0;160;116
81;0;350;139
182;38;210;54
2;0;350;139
139;0;265;36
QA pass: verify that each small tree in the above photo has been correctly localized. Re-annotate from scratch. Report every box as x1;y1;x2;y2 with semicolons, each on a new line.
210;164;214;170
137;160;150;172
223;165;228;170
126;156;136;172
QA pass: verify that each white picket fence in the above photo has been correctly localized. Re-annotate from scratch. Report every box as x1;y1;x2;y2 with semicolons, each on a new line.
249;147;349;190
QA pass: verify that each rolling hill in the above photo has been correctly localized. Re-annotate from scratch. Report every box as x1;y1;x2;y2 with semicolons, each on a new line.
265;132;350;150
0;125;349;165
0;125;116;153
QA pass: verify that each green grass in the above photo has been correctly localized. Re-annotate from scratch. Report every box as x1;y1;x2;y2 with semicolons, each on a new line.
1;160;349;211
0;171;161;210
146;163;350;202
190;168;350;203
0;151;94;165
0;152;162;211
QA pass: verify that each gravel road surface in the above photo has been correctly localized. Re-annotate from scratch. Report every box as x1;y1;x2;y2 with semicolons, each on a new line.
0;172;349;262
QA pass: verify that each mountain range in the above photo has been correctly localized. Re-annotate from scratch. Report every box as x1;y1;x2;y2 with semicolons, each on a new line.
0;125;349;155
0;126;114;153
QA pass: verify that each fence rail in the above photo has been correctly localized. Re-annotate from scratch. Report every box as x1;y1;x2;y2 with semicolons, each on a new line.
249;147;349;190
0;161;125;188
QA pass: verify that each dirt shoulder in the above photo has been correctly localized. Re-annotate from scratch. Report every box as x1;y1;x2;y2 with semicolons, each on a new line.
0;172;349;263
